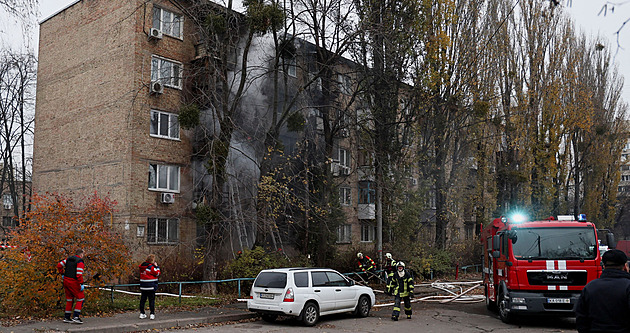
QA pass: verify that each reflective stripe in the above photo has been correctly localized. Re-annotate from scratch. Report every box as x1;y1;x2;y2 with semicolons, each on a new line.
66;299;73;302
558;261;567;270
546;261;554;270
77;299;84;302
548;285;556;290
393;307;400;311
559;286;568;291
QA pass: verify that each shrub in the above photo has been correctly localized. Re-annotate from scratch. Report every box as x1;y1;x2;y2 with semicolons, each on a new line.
0;193;132;316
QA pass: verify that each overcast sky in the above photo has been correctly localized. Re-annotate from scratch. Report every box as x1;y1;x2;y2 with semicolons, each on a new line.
1;0;629;103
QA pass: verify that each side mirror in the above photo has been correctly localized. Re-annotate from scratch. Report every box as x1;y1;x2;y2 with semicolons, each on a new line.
607;233;616;249
347;279;355;286
492;235;500;251
507;230;518;244
492;250;500;258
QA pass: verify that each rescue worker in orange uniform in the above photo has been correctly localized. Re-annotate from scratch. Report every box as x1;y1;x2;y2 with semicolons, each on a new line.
56;249;86;324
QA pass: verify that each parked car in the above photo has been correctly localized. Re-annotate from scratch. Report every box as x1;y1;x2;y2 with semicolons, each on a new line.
247;267;375;326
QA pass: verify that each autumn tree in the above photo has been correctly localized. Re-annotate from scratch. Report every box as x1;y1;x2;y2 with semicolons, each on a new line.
0;193;130;316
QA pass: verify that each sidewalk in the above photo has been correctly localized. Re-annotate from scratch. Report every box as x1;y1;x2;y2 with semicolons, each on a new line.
0;302;258;333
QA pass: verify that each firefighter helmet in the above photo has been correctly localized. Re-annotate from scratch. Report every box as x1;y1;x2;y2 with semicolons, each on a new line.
357;252;363;258
385;253;392;259
397;261;405;268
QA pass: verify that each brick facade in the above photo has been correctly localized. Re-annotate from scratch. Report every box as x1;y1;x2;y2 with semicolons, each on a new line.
34;0;197;260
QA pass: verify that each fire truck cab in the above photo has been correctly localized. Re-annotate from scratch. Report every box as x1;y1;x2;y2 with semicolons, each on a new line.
482;214;615;323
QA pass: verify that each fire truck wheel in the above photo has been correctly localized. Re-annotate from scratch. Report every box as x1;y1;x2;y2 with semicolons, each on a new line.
485;285;497;311
498;291;514;324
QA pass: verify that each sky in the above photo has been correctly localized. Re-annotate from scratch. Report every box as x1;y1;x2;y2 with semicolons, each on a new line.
0;0;629;103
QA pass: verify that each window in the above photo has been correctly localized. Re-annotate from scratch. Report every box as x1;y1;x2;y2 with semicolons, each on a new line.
152;6;183;39
151;110;180;139
311;272;329;287
294;272;309;288
2;216;17;227
325;272;347;286
147;218;179;244
281;57;296;77
339;187;351;206
358;181;375;204
148;164;180;192
2;194;12;208
254;272;287;288
337;73;352;95
337;224;351;243
339;148;350;168
360;222;375;242
623;175;630;182
151;56;182;89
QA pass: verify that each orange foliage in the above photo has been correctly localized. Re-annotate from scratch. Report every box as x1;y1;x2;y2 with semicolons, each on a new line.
0;192;132;316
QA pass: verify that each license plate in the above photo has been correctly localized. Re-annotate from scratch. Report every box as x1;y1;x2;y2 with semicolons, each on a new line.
547;298;571;304
259;293;274;299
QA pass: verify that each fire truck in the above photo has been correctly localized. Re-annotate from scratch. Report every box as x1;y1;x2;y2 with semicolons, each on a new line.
481;214;615;323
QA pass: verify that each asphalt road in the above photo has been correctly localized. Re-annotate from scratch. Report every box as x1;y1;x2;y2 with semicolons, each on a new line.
162;301;578;332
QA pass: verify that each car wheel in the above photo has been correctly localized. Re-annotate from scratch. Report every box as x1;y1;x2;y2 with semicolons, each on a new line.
498;291;514;324
261;314;277;323
301;302;319;327
354;295;371;317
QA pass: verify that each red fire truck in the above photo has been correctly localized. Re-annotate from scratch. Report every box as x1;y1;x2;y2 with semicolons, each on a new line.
481;214;615;323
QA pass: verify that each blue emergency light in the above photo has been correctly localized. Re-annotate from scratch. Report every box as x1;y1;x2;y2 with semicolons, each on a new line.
578;213;587;222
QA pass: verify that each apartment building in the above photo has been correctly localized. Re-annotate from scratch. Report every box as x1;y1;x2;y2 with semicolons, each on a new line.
33;0;196;259
33;0;428;262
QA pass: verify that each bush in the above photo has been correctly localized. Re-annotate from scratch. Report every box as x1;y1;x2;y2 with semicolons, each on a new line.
0;193;131;317
220;247;298;279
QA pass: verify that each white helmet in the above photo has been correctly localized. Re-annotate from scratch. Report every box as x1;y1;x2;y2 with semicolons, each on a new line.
385;253;392;259
397;261;405;268
357;252;363;258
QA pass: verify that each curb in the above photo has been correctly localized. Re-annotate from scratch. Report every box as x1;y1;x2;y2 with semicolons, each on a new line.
65;313;258;333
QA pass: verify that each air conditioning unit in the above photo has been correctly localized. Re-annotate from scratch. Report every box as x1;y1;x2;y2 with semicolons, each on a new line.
150;81;164;94
161;192;175;204
149;28;163;40
410;178;418;186
341;166;351;176
340;128;350;138
3;203;12;210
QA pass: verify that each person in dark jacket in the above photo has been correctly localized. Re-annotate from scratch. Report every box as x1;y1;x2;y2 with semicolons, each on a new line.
575;249;630;333
56;249;86;324
386;261;414;321
139;254;161;320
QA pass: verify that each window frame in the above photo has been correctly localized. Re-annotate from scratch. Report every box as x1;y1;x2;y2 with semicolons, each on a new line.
150;110;180;140
337;223;352;243
360;222;375;242
146;217;179;244
152;6;183;39
148;163;180;192
151;55;183;89
339;187;351;206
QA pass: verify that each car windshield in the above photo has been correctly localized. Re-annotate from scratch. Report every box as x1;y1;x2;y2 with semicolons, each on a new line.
511;227;597;260
254;272;287;288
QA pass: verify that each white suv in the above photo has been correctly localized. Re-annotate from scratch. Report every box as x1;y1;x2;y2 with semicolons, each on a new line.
247;267;375;326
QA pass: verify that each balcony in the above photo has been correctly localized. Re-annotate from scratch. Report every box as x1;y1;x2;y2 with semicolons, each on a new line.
357;204;375;219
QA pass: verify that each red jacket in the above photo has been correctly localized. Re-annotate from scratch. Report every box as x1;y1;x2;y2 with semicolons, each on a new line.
139;262;160;291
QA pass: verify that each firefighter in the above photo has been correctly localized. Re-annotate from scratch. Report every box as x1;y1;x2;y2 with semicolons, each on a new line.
56;249;86;324
386;261;414;321
357;252;376;274
384;253;397;274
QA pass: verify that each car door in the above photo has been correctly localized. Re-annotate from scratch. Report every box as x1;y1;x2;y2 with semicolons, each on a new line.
311;271;336;312
325;271;357;310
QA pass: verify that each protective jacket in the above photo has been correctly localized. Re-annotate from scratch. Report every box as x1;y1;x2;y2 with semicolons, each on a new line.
139;262;161;291
57;255;84;284
575;268;630;333
384;259;397;273
358;256;375;272
387;270;414;297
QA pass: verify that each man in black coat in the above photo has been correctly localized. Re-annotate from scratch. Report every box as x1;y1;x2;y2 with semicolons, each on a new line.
575;249;630;333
